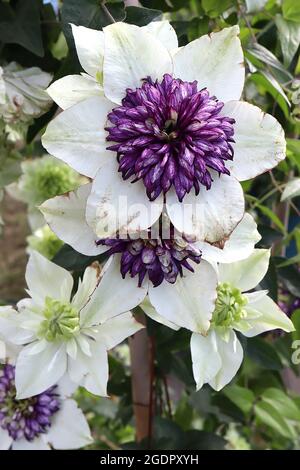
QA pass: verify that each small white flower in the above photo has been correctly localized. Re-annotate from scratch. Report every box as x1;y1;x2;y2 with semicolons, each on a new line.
0;251;144;399
0;62;52;125
43;21;285;242
190;249;295;391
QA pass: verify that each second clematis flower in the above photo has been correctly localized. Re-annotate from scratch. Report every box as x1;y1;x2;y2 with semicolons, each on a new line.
43;20;285;242
0;251;145;399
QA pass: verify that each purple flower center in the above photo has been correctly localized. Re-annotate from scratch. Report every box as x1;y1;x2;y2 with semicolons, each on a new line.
106;74;235;202
0;364;60;442
97;235;202;287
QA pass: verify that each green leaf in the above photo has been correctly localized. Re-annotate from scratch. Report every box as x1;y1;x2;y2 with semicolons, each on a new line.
125;6;162;26
250;72;290;118
61;0;126;51
292;309;300;341
275;14;300;66
223;385;255;414
246;337;283;371
256;203;286;234
262;387;300;421
140;0;186;12
282;0;300;23
52;244;108;271
276;261;300;297
247;43;293;81
202;0;232;18
0;0;44;57
184;430;227;450
255;400;296;439
287;138;300;171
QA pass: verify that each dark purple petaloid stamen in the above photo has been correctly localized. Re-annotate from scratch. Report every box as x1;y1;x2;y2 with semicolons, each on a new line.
106;73;235;202
0;364;60;442
97;236;202;287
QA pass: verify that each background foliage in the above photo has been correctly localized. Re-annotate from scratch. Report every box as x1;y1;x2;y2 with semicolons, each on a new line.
0;0;300;450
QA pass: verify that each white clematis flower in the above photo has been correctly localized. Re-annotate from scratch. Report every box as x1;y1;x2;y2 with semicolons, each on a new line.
190;249;295;391
0;365;92;451
43;21;285;242
0;251;144;399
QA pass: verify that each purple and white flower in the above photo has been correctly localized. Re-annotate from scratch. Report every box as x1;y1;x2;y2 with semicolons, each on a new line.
43;21;285;242
0;366;92;450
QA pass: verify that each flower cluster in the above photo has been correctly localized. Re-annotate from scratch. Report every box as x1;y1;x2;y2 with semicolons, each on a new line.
0;20;296;449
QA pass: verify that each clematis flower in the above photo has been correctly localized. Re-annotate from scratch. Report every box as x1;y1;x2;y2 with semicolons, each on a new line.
0;364;92;450
190;249;295;391
0;251;144;399
43;21;285;242
7;155;83;230
40;184;260;334
0;62;52;142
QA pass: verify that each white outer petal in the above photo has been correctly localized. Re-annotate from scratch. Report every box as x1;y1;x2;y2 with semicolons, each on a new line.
199;213;260;264
244;292;295;337
71;24;104;79
42;96;113;178
95;311;144;350
218;248;270;292
86;159;164;238
142;21;178;50
148;260;217;334
26;250;74;306
15;343;67;399
72;263;101;311
140;296;180;331
209;330;243;391
80;256;148;327
11;436;50;450
47;74;103;110
166;174;245;243
221;101;286;180
46;399;92;449
173;26;244;102
103;22;172;104
0;428;13;450
190;331;222;391
40;184;106;256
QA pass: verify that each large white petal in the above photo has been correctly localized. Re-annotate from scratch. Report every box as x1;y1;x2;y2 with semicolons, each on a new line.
173;26;244;102
0;307;36;345
47;74;103;110
15;342;67;399
25;251;74;306
218;248;270;292
46;399;92;449
72;263;101;311
80;256;147;327
221;101;286;180
244;292;295;337
70;342;109;396
166;173;244;243
86;159;164;239
71;24;104;79
190;331;222;391
148;260;217;334
12;436;50;450
40;184;106;256
140;296;180;331
0;428;12;450
42;96;113;178
199;213;260;264
103;22;172;104
142;21;178;50
95;311;144;350
209;330;243;391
